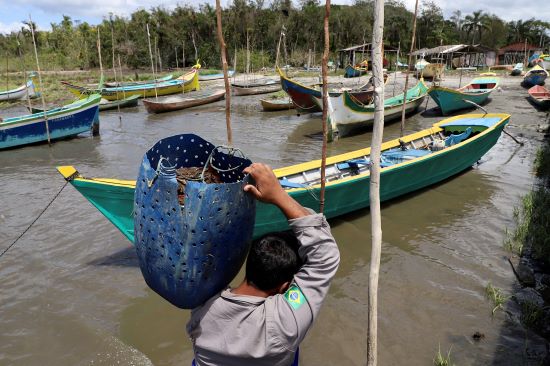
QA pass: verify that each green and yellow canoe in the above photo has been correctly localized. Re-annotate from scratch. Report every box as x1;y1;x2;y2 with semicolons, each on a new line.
428;77;499;115
57;113;510;242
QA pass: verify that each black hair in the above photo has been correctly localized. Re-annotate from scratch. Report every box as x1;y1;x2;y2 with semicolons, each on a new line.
245;231;302;291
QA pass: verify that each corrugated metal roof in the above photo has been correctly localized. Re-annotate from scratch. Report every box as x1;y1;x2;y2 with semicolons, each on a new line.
410;44;491;56
498;42;541;54
338;43;399;52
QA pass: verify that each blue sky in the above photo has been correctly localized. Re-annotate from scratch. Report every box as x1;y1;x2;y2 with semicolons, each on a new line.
0;0;548;34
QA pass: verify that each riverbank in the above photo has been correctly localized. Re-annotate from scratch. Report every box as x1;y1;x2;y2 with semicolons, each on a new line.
507;122;550;360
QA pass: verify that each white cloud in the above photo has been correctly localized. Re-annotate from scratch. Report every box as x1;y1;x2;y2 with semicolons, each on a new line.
0;21;25;34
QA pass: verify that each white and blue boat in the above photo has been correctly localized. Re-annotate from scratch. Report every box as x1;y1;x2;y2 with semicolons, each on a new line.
523;65;548;87
0;94;101;150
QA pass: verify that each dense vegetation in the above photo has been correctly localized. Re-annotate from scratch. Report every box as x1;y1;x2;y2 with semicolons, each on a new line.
0;0;549;72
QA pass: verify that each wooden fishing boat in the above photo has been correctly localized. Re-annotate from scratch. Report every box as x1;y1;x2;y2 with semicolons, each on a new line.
260;98;295;111
320;79;429;140
61;69;200;101
1;94;101;149
527;85;550;110
344;63;368;78
56;113;510;242
278;67;381;113
198;70;235;81
542;55;550;71
418;63;444;79
142;89;225;113
99;95;140;111
103;74;174;87
522;65;548;87
231;79;281;96
428;77;499;115
28;94;140;114
0;73;39;102
510;63;523;76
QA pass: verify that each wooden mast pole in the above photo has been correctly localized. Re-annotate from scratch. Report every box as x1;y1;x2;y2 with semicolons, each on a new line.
28;15;51;146
146;23;159;100
367;0;385;363
319;0;330;214
399;0;419;137
215;0;232;146
275;27;284;68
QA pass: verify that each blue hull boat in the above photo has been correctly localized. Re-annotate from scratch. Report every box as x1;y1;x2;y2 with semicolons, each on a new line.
0;94;101;149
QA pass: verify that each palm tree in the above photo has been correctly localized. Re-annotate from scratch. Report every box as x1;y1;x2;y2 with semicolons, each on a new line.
462;11;490;44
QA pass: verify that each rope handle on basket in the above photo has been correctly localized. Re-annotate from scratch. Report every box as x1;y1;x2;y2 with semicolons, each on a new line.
147;156;172;188
200;145;248;182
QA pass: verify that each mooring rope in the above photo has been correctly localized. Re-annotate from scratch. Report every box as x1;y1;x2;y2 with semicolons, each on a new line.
0;181;68;259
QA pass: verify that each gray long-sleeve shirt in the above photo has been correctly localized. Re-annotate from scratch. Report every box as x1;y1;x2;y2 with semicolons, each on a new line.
186;212;340;366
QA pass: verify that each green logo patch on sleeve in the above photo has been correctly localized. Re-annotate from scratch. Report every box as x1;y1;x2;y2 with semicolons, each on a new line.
284;284;306;310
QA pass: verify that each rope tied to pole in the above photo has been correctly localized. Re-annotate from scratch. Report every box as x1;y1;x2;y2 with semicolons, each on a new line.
0;181;68;260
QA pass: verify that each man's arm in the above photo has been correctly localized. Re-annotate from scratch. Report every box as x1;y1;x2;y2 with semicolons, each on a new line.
243;163;340;346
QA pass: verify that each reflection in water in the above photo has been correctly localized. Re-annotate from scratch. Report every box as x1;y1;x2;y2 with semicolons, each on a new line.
0;79;547;365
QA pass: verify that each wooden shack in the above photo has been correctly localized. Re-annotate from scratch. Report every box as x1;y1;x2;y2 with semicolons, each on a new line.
337;43;398;70
497;42;543;65
409;44;496;69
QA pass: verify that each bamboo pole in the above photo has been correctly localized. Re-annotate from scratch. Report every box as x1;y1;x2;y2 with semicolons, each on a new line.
275;27;284;68
319;0;330;214
367;0;385;363
5;55;8;92
399;0;419;137
392;40;400;96
215;0;232;146
109;16;123;109
146;24;159;100
523;38;528;68
28;15;51;146
16;36;32;112
97;27;104;86
117;55;126;98
182;40;186;69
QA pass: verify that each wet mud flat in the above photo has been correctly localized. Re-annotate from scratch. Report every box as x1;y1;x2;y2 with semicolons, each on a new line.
0;70;549;365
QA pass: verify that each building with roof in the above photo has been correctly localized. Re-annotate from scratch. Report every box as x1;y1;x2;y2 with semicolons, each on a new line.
497;42;544;65
409;44;496;69
337;43;399;70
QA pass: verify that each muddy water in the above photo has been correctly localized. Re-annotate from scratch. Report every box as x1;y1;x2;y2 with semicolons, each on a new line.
1;73;549;365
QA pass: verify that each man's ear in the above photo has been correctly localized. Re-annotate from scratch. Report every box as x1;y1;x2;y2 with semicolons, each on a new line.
277;281;291;294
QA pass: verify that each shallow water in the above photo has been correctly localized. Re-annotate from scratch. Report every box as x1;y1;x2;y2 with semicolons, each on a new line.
1;74;549;365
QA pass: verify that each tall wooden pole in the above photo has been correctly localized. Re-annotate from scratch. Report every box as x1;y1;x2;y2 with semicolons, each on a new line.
275;27;284;68
29;15;51;146
97;27;104;87
16;35;32;112
146;24;158;100
523;38;527;67
367;0;385;363
182;40;186;69
215;0;232;146
319;0;330;214
399;0;419;137
5;54;8;92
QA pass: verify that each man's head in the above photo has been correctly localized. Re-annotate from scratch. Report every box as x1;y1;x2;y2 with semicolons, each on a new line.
245;232;302;294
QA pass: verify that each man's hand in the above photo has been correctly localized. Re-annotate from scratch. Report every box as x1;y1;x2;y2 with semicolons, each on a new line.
243;163;310;220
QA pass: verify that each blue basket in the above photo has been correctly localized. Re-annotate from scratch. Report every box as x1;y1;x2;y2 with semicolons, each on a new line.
134;134;256;309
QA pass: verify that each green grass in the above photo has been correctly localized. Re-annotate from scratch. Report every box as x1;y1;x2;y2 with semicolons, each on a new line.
433;344;454;366
504;143;550;264
485;282;508;315
520;300;544;330
0;69;167;109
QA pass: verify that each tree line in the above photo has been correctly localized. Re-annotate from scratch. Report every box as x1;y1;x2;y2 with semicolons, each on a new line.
0;0;548;72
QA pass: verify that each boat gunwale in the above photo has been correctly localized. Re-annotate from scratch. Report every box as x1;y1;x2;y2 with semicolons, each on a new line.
0;94;101;127
58;113;510;192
